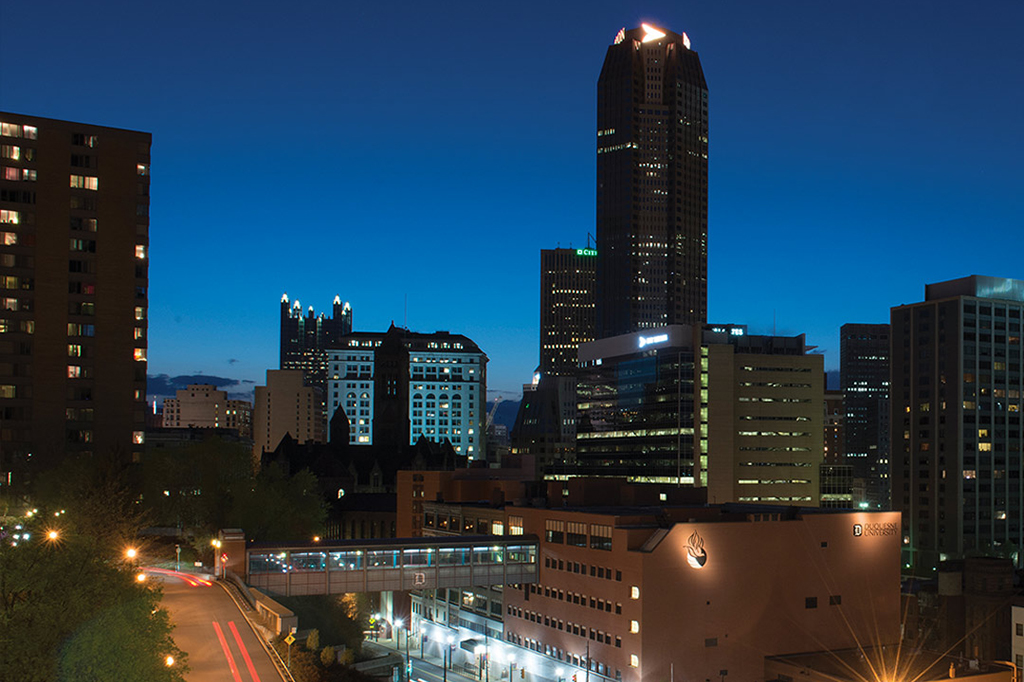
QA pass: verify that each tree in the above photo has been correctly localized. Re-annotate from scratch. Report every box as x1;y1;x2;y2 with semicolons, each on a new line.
306;628;320;651
0;460;188;682
320;645;335;667
226;463;326;542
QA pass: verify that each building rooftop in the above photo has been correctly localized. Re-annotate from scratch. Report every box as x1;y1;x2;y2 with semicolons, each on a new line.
767;647;1012;681
924;275;1024;303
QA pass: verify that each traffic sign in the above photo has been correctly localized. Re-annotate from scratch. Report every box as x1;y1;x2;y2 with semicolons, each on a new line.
285;633;296;645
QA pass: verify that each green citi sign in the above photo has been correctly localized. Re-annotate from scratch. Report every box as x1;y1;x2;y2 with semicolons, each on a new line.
576;248;597;257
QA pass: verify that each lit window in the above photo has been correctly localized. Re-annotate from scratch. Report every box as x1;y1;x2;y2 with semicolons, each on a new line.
2;167;16;181
630;620;639;633
133;348;146;362
964;470;977;479
67;365;82;378
23;126;37;140
1;232;16;245
135;245;146;259
137;163;149;176
0;210;20;224
134;306;145;321
630;655;639;668
0;145;20;160
630;586;640;600
69;175;98;190
133;431;145;445
134;327;144;340
21;169;35;181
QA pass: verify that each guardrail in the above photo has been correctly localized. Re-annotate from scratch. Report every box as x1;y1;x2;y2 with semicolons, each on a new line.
218;578;296;682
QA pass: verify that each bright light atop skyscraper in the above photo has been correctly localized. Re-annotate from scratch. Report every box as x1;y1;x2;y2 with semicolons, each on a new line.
641;23;666;42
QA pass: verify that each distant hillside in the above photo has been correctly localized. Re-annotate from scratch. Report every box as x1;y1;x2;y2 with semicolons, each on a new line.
486;400;520;432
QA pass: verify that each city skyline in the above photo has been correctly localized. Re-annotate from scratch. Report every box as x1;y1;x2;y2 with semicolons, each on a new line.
3;1;1022;398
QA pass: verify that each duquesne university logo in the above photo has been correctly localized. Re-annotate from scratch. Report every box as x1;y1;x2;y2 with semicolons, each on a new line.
686;531;707;568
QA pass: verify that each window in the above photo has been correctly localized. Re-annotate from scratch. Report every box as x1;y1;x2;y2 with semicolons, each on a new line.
805;597;817;609
135;245;146;259
829;595;842;606
134;306;145;321
590;524;612;551
1017;623;1023;637
629;620;639;634
630;586;640;600
0;209;19;224
566;522;587;547
134;348;146;362
629;655;639;668
69;175;99;190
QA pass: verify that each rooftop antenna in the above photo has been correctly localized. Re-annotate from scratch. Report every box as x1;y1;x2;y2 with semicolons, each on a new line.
404;294;408;329
587;232;596;249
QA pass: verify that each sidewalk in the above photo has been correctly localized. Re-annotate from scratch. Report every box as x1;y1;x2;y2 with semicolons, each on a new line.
373;635;484;682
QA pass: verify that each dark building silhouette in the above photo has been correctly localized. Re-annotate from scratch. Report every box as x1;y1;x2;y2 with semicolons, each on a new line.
840;323;890;509
892;276;1024;575
596;25;709;338
540;247;596;376
279;293;352;392
0;113;150;488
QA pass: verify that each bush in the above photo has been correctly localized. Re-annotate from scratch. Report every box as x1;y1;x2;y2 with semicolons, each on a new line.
306;628;320;651
320;646;335;666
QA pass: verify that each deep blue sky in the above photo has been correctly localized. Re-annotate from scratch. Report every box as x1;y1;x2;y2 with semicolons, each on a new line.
3;0;1022;398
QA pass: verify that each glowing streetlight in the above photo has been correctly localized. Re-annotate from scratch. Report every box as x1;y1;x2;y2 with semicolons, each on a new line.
136;573;147;582
46;530;59;541
165;655;175;667
125;548;138;560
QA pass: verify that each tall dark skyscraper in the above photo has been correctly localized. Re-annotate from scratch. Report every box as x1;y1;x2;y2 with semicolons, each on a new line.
540;247;595;376
596;24;709;338
0;113;151;487
279;293;352;393
840;323;891;508
892;276;1024;575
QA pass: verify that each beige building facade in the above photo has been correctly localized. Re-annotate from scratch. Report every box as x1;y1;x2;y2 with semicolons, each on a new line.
162;383;252;438
253;369;325;458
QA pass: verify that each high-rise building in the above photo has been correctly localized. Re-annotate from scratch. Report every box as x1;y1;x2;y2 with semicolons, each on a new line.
841;323;890;508
326;325;487;459
572;324;823;502
253;369;326;458
280;293;352;391
0;113;150;488
540;247;596;376
596;24;709;337
892;276;1024;575
161;383;252;438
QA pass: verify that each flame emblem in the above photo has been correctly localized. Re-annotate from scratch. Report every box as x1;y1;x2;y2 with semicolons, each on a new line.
686;531;707;569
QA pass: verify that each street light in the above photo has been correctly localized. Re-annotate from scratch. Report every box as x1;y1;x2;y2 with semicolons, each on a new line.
125;547;138;560
507;653;515;681
165;655;175;667
445;634;454;682
46;530;59;541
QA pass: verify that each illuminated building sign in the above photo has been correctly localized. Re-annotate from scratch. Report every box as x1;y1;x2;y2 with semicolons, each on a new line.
638;333;669;348
686;531;707;568
853;522;898;537
613;27;625;45
641;23;666;43
576;248;597;257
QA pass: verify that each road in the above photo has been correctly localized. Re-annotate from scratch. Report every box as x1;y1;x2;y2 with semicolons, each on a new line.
156;569;282;682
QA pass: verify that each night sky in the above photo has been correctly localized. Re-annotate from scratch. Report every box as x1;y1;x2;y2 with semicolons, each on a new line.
3;0;1022;399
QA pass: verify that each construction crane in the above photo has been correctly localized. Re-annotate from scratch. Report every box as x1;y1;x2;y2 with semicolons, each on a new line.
486;396;503;431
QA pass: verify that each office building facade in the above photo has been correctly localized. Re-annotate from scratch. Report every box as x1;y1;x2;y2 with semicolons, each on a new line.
327;326;487;459
253;369;326;458
892;276;1024;574
703;333;823;506
540;247;596;376
0;113;150;487
841;323;890;508
280;293;352;392
596;25;709;337
573;325;823;502
161;383;252;438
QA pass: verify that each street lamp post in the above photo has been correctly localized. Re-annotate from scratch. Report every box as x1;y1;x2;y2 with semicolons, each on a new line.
507;653;515;681
444;635;454;682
